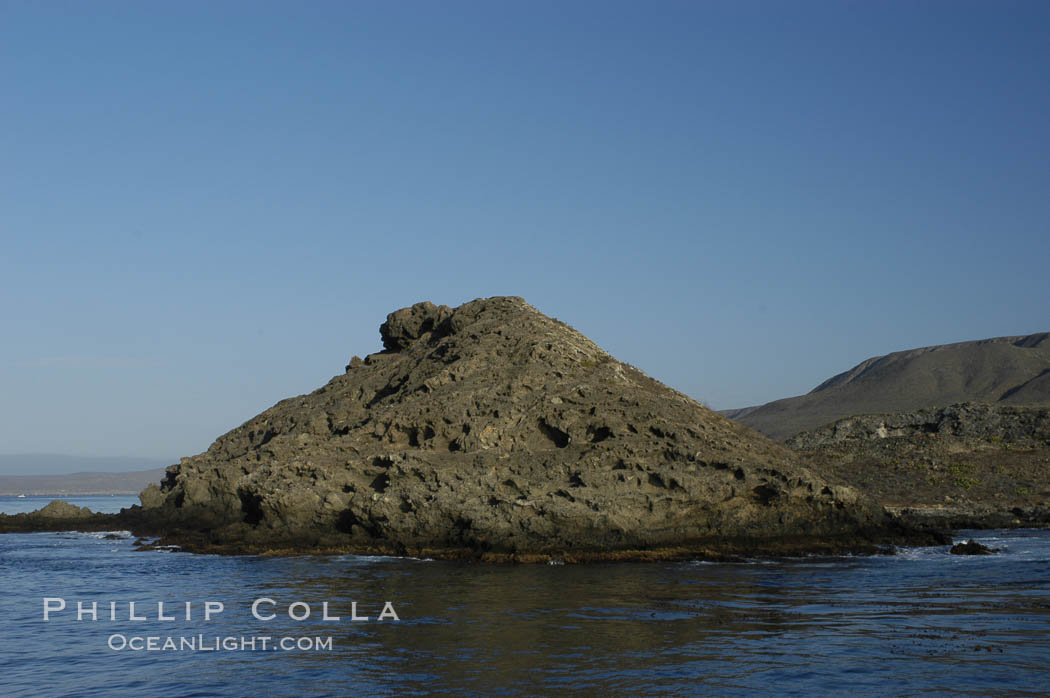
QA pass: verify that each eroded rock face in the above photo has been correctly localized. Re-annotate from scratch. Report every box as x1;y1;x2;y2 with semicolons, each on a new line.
788;403;1050;449
787;403;1050;530
141;297;912;558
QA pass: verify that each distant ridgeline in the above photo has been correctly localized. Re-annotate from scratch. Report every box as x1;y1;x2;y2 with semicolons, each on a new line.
725;333;1050;442
0;468;167;496
723;333;1050;529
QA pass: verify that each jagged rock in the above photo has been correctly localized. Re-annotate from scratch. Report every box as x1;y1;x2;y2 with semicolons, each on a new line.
949;539;997;555
0;499;119;534
139;483;166;509
35;500;93;519
379;301;453;352
139;296;927;559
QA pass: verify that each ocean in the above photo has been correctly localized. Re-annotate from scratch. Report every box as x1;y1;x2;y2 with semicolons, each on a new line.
2;497;1049;695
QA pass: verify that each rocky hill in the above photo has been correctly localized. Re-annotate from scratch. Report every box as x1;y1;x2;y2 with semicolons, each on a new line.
132;297;926;560
727;333;1050;441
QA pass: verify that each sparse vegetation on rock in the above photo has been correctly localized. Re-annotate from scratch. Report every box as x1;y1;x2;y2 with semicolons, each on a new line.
790;404;1050;529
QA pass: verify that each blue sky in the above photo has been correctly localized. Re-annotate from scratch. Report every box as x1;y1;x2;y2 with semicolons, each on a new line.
2;1;1048;465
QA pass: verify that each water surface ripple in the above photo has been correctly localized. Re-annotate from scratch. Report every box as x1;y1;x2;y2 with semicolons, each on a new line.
1;529;1048;695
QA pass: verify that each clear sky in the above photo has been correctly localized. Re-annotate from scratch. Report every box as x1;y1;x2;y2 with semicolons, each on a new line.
2;1;1048;465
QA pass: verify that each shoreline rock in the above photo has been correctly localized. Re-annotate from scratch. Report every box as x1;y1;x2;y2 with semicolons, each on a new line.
949;539;998;555
0;505;947;561
789;403;1050;532
0;499;115;534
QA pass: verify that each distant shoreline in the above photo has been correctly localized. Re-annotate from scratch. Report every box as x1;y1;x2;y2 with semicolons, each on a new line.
0;468;164;497
0;491;145;497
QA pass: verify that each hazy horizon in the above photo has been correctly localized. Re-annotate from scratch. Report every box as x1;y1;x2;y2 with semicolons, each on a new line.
4;1;1048;459
0;454;174;477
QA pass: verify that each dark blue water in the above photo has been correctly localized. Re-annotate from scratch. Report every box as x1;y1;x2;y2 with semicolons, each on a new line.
2;528;1049;696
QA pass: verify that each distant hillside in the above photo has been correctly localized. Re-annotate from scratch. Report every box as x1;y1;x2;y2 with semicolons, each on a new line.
728;332;1050;441
0;454;173;477
0;468;167;496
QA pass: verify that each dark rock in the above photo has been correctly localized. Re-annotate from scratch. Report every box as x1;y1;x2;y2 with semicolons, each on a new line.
130;296;934;559
379;301;453;352
35;500;93;519
0;500;122;535
949;539;998;555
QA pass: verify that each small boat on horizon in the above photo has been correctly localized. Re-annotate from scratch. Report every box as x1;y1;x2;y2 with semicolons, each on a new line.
17;494;27;498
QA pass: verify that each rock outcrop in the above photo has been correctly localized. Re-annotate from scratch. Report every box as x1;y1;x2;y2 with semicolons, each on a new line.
35;500;93;519
0;500;118;534
949;539;998;555
788;403;1050;450
131;297;928;560
790;403;1050;530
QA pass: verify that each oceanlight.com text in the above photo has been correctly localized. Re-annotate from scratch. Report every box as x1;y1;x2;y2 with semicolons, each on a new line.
107;634;334;652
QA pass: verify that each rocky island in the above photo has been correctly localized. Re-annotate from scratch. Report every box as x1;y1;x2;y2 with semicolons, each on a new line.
2;297;938;560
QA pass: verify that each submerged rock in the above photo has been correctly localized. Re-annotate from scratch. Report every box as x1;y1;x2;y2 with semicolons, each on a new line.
949;539;998;555
138;296;930;559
